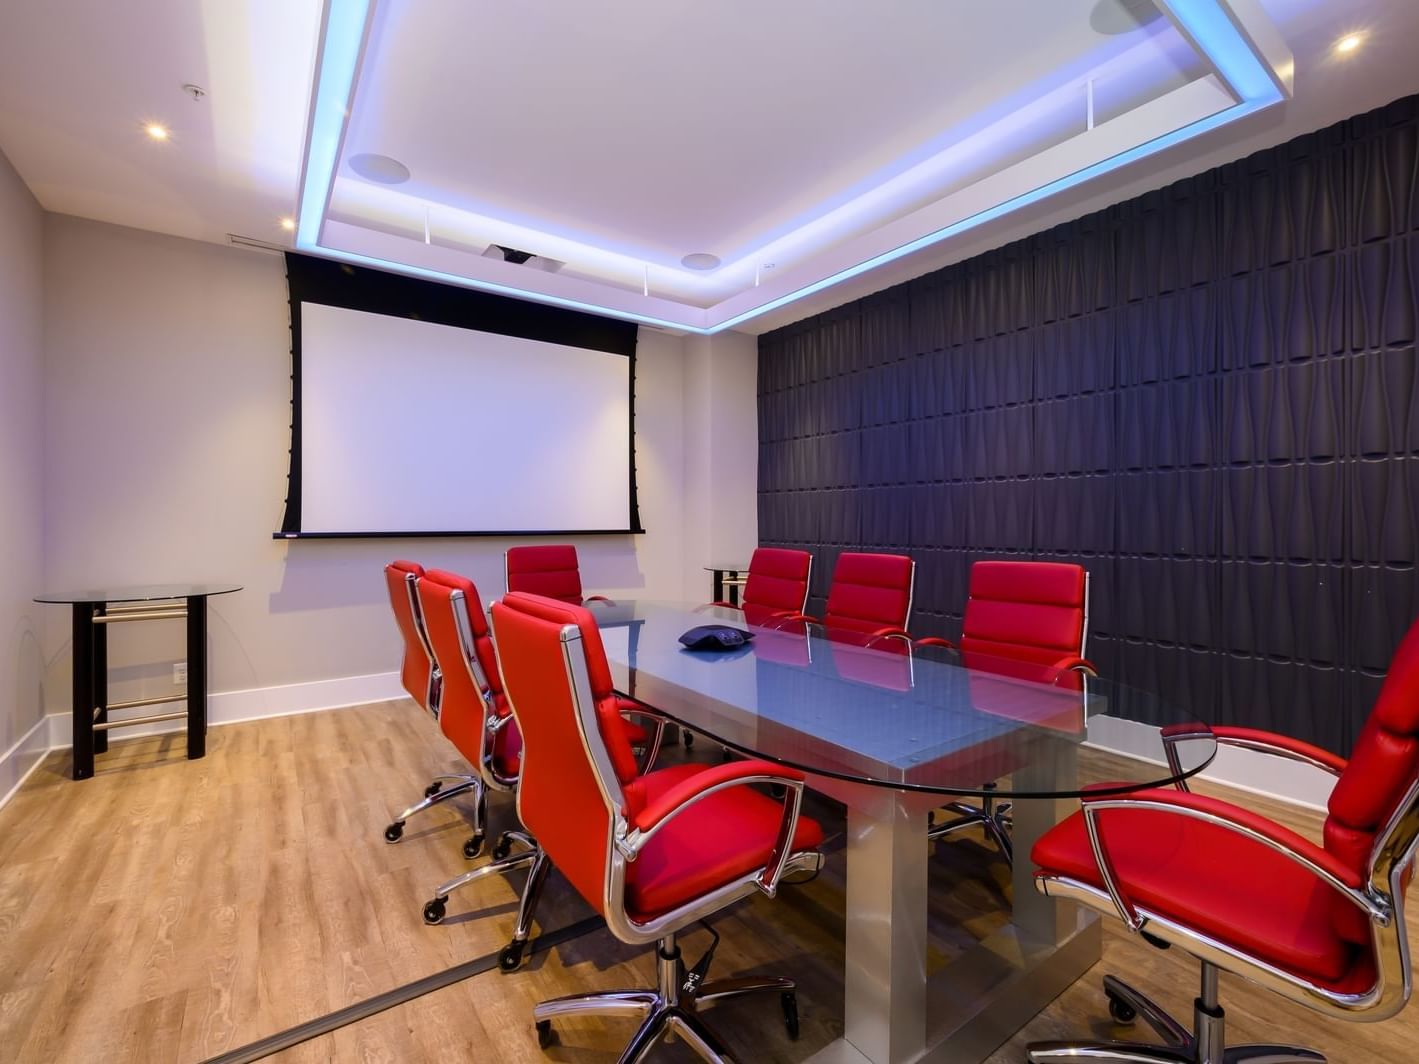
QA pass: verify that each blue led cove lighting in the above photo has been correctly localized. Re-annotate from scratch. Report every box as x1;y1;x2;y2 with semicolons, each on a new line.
296;0;1285;334
296;0;372;248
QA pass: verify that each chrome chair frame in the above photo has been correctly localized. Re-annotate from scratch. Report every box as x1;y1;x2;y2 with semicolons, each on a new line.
524;622;821;1062
384;567;479;844
1027;750;1419;1063
420;589;666;971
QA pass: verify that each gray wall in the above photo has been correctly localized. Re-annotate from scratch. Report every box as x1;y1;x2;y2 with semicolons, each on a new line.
40;215;697;713
0;147;45;768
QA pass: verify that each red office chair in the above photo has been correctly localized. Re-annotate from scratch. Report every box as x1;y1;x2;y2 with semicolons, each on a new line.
925;560;1095;861
505;544;610;606
711;547;812;623
416;573;664;959
1026;617;1419;1063
490;592;824;1059
382;561;481;844
411;570;550;961
782;551;915;646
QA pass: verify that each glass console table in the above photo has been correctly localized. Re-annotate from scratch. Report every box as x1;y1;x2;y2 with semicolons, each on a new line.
35;584;242;780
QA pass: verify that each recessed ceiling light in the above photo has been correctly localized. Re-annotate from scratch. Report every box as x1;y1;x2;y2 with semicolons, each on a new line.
348;152;411;184
1335;33;1364;54
681;253;721;271
144;122;170;142
279;217;296;232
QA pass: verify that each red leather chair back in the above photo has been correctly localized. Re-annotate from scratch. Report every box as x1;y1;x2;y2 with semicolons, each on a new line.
490;592;643;914
960;561;1088;665
384;560;434;713
417;570;520;778
823;552;914;635
505;545;585;604
742;548;812;615
1325;617;1419;943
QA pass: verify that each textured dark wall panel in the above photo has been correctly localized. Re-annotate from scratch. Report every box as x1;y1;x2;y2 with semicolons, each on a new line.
758;94;1419;754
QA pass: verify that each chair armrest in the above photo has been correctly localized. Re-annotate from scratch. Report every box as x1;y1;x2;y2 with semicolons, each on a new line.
1078;788;1382;931
583;594;615;606
914;636;956;650
1211;726;1347;776
615;696;667;772
1050;655;1098;676
863;627;913;648
707;600;742;610
622;760;809;894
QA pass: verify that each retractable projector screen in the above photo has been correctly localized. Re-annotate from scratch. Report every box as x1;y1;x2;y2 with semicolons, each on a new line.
278;254;641;538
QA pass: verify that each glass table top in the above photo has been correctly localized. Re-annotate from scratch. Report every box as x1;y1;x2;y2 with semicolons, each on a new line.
592;601;1216;800
35;584;243;604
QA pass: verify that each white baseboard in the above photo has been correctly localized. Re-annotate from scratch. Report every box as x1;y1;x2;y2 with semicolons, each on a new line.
0;714;54;810
1087;716;1333;811
37;670;403;754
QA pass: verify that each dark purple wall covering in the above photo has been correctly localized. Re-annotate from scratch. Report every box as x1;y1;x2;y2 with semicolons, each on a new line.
757;94;1419;754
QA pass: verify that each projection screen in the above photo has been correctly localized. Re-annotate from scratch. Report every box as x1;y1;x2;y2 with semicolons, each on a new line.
278;254;640;537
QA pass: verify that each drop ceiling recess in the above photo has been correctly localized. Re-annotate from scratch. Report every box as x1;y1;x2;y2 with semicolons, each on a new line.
299;0;1292;333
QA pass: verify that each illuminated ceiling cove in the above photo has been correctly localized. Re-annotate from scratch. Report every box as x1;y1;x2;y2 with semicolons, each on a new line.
297;0;1292;333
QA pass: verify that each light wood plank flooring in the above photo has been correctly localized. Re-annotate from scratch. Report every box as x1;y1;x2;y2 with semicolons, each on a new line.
0;701;1414;1062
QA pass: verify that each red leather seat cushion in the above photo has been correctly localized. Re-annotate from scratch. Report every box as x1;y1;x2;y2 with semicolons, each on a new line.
624;764;823;922
1034;806;1366;990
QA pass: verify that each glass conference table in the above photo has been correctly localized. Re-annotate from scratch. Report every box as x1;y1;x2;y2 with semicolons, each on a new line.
592;601;1216;1064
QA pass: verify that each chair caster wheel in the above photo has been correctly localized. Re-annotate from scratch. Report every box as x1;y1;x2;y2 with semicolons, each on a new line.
463;832;485;859
1107;993;1137;1026
422;897;447;925
384;821;405;843
499;939;526;972
782;991;799;1041
424;780;443;798
492;835;513;861
535;1019;555;1048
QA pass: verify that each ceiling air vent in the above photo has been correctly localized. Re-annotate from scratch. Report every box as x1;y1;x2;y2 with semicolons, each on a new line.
481;243;565;273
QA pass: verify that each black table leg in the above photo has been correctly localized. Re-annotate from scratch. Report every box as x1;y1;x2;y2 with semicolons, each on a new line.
728;570;741;607
712;569;725;603
71;602;96;780
186;596;207;759
93;607;109;754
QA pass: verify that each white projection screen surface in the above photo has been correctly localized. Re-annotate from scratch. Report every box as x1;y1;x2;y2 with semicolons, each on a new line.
297;302;634;534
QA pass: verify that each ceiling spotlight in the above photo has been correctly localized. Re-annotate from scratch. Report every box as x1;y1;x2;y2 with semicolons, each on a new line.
1335;33;1364;54
279;217;296;232
144;122;170;142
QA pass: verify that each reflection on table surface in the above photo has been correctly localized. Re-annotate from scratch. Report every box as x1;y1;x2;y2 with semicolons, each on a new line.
590;600;1215;798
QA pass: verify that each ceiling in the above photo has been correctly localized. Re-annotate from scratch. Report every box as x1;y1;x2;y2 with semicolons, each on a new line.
1;1;1417;333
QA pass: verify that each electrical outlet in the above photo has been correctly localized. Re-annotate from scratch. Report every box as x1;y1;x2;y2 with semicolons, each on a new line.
173;661;188;685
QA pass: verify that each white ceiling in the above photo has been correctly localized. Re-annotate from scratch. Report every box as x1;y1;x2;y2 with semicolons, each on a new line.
1;1;1417;333
345;1;1191;265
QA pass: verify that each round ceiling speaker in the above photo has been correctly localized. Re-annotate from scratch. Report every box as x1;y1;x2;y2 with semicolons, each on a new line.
681;253;721;271
348;152;411;185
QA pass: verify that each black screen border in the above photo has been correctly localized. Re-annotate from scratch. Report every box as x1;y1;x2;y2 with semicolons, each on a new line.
277;252;643;539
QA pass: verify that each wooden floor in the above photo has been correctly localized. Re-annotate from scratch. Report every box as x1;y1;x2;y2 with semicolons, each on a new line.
0;702;1414;1063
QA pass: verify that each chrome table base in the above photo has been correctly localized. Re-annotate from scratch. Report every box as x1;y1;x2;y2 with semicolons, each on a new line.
801;770;1102;1064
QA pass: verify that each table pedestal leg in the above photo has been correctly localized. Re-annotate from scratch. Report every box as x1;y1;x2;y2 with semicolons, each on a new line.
186;596;207;759
842;789;929;1064
70;603;97;780
92;607;109;754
